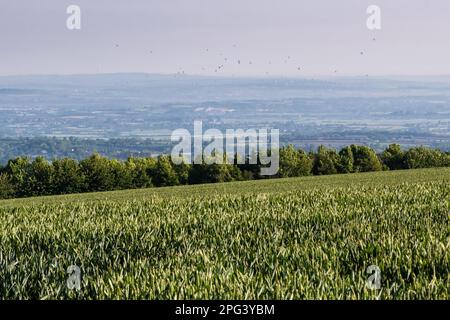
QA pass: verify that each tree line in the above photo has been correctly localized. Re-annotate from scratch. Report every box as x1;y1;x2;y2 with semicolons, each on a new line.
0;144;449;200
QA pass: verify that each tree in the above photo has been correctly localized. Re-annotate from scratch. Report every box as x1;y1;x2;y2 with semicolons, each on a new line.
0;173;15;199
312;146;339;175
110;159;134;190
381;144;405;170
350;145;382;172
278;145;312;177
188;154;238;184
4;157;31;197
24;157;54;196
151;155;179;187
126;157;155;188
52;158;85;194
80;154;115;192
404;147;447;169
172;161;191;185
228;163;244;182
237;151;262;180
338;146;354;173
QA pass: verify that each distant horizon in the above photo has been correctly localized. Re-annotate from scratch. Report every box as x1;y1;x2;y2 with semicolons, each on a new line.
2;72;450;80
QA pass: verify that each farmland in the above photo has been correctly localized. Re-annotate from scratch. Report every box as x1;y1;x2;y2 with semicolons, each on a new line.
0;168;449;299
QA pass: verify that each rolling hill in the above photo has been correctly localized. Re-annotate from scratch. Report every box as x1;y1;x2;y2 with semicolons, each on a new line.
0;168;449;299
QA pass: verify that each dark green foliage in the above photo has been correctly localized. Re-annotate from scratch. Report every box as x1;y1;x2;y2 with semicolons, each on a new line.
3;157;31;197
237;152;263;180
381;144;405;170
188;154;242;184
0;173;15;199
0;144;448;200
80;154;116;192
312;145;339;175
279;145;312;177
404;146;449;169
24;157;55;196
350;145;383;172
173;162;191;185
110;159;135;190
52;158;85;195
126;157;155;188
337;146;354;173
151;155;179;187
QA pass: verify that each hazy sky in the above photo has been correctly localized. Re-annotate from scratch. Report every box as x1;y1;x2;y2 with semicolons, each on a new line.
1;0;450;76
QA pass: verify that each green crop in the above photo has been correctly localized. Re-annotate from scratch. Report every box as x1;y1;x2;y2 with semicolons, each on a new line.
0;168;449;299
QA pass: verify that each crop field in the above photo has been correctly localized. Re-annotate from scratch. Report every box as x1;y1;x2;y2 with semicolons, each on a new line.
0;168;449;299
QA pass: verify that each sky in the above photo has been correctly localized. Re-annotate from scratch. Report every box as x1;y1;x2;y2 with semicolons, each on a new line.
1;0;450;77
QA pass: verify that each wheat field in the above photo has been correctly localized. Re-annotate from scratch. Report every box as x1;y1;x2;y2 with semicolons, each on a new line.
0;168;449;299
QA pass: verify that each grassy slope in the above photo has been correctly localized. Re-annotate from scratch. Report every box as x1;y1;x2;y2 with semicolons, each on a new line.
0;168;449;299
1;167;449;207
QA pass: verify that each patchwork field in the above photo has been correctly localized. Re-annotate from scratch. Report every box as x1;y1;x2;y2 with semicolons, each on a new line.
0;168;449;299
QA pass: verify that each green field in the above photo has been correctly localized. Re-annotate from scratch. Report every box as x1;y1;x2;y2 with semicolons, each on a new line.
0;168;449;299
